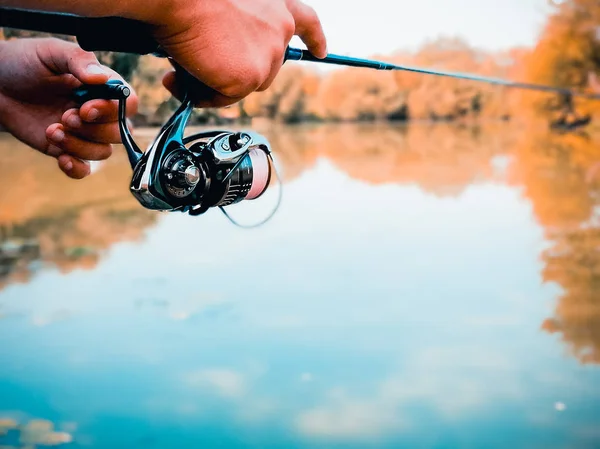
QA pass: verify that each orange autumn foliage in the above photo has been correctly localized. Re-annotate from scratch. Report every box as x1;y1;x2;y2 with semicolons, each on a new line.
2;0;599;128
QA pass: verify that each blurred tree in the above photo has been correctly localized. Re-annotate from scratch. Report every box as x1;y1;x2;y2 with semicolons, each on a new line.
242;65;316;123
519;0;600;125
401;37;516;121
314;67;406;121
128;55;173;125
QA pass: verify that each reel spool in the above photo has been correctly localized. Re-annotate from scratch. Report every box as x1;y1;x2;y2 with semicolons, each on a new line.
73;79;282;228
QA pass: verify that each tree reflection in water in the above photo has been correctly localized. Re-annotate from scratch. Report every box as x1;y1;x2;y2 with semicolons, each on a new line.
266;122;600;366
0;133;159;291
1;123;599;364
507;131;600;364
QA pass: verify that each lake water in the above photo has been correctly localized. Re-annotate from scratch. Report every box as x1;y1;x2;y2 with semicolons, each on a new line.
1;122;600;448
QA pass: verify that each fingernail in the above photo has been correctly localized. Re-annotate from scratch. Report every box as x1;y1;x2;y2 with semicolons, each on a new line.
46;144;63;157
64;160;73;171
66;114;81;128
50;129;65;143
86;64;108;76
87;108;99;121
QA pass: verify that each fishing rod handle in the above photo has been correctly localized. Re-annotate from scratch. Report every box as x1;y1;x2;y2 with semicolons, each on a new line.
0;7;305;59
76;16;163;55
0;7;163;55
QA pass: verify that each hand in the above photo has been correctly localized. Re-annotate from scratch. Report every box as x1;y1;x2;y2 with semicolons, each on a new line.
151;0;327;107
0;37;138;179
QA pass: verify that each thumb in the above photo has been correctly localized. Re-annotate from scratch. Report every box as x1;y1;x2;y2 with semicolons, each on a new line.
37;38;111;84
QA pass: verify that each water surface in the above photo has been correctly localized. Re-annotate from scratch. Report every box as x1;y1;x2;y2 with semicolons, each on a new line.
1;123;600;448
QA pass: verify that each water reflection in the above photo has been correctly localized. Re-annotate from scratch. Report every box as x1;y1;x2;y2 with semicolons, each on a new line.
1;124;600;448
0;137;158;292
0;417;73;447
263;122;516;195
268;123;600;367
507;130;600;365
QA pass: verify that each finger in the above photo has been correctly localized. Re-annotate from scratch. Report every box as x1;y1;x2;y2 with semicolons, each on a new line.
46;123;113;161
45;143;64;158
37;38;112;85
57;154;91;180
62;109;127;144
162;71;183;100
258;13;294;92
78;92;139;123
161;43;266;100
288;0;328;58
162;71;244;108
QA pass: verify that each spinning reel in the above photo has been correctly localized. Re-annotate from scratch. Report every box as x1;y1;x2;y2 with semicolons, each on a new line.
73;79;282;227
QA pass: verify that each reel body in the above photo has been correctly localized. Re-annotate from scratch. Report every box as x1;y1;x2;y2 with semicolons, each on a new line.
74;80;281;226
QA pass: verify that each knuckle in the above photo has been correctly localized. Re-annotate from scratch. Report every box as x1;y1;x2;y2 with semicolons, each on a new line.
71;43;93;58
218;69;266;98
89;143;113;160
219;83;252;99
256;81;272;93
283;16;296;39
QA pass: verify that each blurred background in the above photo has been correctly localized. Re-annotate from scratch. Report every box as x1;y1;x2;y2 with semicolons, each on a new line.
1;0;600;448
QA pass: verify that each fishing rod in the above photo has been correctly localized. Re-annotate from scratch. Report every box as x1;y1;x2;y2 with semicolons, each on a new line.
2;6;599;100
0;7;598;226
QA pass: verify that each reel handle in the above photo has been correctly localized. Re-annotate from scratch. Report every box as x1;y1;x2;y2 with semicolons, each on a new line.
71;79;143;168
72;79;132;103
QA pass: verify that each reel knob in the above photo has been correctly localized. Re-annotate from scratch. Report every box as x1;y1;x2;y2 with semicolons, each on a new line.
167;155;198;188
182;165;201;187
163;151;204;199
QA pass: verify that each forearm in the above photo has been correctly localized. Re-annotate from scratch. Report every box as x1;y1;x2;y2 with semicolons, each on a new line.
0;0;168;24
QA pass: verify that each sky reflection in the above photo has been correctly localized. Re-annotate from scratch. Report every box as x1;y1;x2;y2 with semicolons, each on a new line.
1;124;600;448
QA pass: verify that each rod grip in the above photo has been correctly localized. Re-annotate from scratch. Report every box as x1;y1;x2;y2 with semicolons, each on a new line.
76;16;163;55
0;7;163;55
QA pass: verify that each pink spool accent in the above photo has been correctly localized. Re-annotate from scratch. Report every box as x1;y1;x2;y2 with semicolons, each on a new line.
246;149;270;200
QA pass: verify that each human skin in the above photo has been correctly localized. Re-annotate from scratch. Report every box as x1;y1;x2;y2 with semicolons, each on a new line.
0;0;328;106
0;38;139;179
